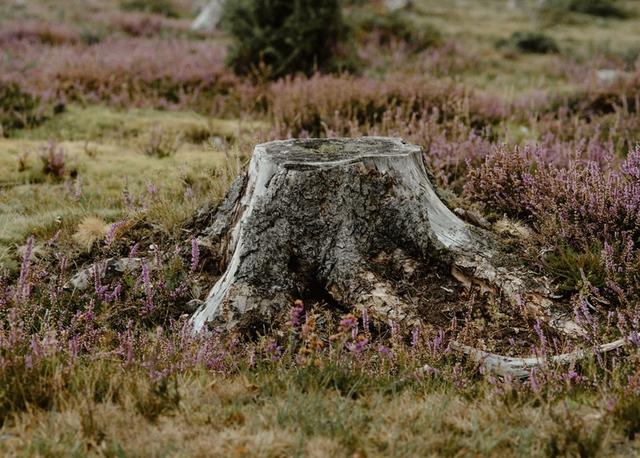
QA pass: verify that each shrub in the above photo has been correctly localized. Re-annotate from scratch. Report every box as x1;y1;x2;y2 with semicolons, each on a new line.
465;145;640;303
120;0;180;18
498;31;559;54
541;0;629;19
221;0;348;79
269;74;507;138
0;21;79;46
0;81;46;135
110;13;170;37
351;10;441;52
1;38;238;112
39;142;67;180
139;127;182;158
568;0;629;18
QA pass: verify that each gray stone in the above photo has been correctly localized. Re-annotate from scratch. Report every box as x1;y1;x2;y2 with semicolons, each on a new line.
66;257;142;291
596;69;622;87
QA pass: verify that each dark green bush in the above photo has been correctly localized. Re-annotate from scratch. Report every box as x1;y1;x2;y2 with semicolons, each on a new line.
351;10;441;52
498;31;559;54
120;0;180;18
541;0;629;19
0;82;47;136
221;0;349;79
568;0;629;17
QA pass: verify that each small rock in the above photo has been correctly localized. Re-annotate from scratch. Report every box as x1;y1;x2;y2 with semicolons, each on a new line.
209;136;226;150
66;257;143;291
596;69;621;87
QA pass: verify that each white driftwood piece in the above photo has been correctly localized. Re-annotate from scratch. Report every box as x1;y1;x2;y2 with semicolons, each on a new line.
450;339;627;379
190;137;567;333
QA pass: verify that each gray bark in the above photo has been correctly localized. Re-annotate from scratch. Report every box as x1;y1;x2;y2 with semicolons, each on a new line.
191;137;568;333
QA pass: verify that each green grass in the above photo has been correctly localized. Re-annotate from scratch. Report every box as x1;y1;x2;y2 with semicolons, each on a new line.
0;106;261;269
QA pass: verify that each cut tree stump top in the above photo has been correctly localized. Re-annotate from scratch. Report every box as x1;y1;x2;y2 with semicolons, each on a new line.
256;137;422;167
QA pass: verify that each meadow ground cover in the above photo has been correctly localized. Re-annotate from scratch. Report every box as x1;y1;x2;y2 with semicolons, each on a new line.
2;0;640;456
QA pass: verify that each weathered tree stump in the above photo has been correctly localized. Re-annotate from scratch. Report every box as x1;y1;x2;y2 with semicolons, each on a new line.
191;137;564;333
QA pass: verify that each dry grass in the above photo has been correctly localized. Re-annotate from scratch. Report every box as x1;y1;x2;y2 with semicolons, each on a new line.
72;217;110;251
0;362;636;457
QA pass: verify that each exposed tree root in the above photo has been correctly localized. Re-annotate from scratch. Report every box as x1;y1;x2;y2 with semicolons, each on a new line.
449;339;627;379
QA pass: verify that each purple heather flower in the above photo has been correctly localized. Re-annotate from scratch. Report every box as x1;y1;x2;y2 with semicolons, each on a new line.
190;238;200;274
347;336;368;354
411;327;420;348
265;340;282;361
378;344;392;357
289;300;305;327
17;236;34;301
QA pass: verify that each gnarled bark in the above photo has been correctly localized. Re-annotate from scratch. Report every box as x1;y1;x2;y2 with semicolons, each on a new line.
191;137;567;333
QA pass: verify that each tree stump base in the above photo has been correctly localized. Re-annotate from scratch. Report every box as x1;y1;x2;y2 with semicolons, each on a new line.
191;137;566;334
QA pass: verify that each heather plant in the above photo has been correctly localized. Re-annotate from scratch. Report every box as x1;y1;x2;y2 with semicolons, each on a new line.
0;21;79;46
350;9;441;52
268;73;508;138
108;12;180;37
138;127;182;158
0;38;237;112
221;0;349;79
39;142;67;180
0;242;639;453
498;31;559;55
466;145;640;302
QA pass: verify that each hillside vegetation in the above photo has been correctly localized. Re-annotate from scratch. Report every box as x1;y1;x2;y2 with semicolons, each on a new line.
1;0;640;456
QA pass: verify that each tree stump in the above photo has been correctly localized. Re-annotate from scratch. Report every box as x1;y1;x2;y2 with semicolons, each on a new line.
191;137;563;333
